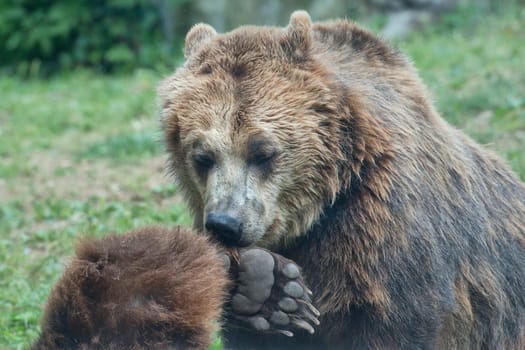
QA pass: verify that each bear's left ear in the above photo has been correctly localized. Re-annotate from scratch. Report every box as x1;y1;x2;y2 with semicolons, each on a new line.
184;23;217;58
287;10;312;54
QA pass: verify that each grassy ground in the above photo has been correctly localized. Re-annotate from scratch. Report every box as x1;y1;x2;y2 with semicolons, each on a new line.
0;71;195;348
1;6;524;350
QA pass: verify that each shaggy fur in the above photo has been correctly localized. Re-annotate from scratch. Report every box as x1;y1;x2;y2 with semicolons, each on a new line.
31;227;229;350
159;11;525;349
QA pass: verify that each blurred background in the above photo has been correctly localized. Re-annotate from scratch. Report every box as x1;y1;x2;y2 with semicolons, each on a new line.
0;0;516;74
0;0;524;349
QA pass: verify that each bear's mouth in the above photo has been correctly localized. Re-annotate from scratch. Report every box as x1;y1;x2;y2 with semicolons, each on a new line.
255;218;282;247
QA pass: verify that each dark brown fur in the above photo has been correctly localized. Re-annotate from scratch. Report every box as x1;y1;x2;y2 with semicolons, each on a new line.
159;11;525;349
31;227;229;350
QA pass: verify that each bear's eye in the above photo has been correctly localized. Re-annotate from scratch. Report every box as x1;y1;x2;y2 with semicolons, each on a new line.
198;63;212;75
249;149;277;167
192;152;215;172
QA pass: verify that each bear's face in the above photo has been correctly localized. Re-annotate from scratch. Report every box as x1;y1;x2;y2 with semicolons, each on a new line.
160;12;345;248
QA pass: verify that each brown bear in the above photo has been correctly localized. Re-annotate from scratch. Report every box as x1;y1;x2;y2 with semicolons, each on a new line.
30;226;229;350
159;10;525;350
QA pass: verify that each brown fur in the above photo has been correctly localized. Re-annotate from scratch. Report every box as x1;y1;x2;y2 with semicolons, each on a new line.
159;11;525;349
31;227;229;350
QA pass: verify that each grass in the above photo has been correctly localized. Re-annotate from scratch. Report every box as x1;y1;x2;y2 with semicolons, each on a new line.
0;6;524;349
79;131;162;161
0;69;194;348
401;5;525;177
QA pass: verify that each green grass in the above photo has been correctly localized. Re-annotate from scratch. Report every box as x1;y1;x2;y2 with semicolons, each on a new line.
79;131;162;161
401;5;525;177
1;6;524;350
0;68;194;348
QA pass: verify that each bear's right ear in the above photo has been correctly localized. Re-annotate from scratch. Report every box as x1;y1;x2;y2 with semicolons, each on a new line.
184;23;217;58
287;10;312;54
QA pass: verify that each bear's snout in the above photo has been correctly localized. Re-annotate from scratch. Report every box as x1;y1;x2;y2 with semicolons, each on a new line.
205;212;243;246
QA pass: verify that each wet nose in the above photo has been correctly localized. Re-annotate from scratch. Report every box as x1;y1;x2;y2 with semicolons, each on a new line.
205;212;242;245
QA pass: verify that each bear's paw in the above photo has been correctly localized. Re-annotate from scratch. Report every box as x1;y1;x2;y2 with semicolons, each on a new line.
227;248;320;337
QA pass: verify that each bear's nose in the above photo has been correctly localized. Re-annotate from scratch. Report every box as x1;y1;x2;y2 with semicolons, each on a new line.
205;212;242;245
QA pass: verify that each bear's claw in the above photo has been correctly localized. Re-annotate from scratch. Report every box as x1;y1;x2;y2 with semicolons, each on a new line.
226;248;320;337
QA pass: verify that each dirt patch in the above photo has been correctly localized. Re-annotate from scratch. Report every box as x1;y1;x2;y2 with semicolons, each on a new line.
1;150;182;208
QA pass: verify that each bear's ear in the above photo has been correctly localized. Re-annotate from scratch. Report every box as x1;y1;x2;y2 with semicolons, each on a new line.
184;23;217;58
287;10;312;54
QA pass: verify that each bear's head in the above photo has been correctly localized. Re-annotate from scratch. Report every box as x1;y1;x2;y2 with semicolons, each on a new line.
159;11;393;248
